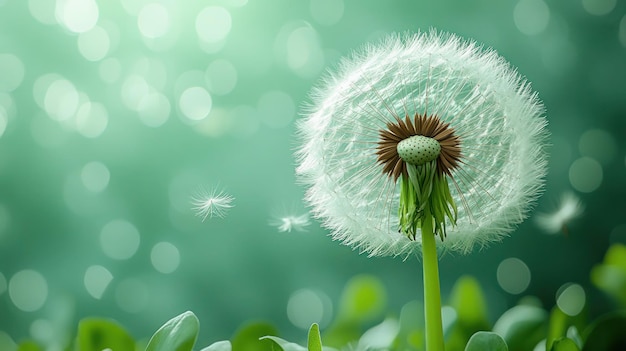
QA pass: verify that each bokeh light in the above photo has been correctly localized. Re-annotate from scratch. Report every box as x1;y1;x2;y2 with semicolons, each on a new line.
513;0;550;36
275;22;324;78
497;258;531;294
310;0;344;26
29;319;54;346
556;283;586;316
196;6;232;44
0;106;7;138
83;265;113;299
150;242;181;274
100;220;141;260
28;0;56;24
80;161;110;193
286;289;332;329
9;270;48;312
0;54;25;92
138;91;171;127
44;78;80;121
569;157;603;193
582;0;616;16
137;3;171;39
75;101;109;138
57;0;100;33
179;86;212;121
77;26;110;61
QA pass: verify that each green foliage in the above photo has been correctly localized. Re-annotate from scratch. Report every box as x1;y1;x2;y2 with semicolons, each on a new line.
259;336;307;351
464;331;508;351
393;300;425;350
323;274;386;347
550;337;580;351
199;340;232;351
307;324;322;351
16;340;43;351
6;243;626;351
591;243;626;307
581;311;626;351
492;304;547;351
231;322;278;351
145;311;199;351
547;307;568;350
74;317;135;351
446;276;490;350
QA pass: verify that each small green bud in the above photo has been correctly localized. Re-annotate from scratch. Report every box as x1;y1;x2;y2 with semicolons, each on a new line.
397;135;441;166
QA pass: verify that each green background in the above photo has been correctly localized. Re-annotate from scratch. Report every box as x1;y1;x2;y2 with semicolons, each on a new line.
0;0;625;347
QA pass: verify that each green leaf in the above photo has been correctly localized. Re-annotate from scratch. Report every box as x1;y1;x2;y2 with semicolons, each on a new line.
393;300;424;351
232;322;277;351
145;311;199;351
358;318;400;350
259;336;306;351
308;323;322;351
16;340;43;351
337;275;386;322
581;311;626;351
199;340;231;351
591;244;626;307
492;305;547;351
550;337;580;351
547;307;568;350
323;275;387;348
464;331;508;351
447;276;490;350
75;318;135;351
450;276;489;330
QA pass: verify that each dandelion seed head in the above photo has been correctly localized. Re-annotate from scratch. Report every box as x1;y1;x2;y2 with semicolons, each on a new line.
296;30;549;257
191;187;234;220
535;191;584;234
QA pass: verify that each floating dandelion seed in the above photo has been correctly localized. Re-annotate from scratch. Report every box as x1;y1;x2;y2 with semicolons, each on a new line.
191;187;234;220
535;191;584;235
295;30;549;257
269;213;311;233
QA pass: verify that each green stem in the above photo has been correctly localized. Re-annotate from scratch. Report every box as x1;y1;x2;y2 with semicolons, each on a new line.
421;206;445;351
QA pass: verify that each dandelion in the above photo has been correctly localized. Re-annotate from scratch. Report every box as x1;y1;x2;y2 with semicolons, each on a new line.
535;191;584;235
295;30;549;350
269;213;311;233
191;187;234;220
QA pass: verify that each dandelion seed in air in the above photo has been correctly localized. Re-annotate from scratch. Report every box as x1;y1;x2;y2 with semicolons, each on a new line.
535;191;584;235
270;213;311;233
191;187;234;220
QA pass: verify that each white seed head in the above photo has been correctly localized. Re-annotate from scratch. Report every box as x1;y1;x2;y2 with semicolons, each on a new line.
295;30;549;257
397;135;441;166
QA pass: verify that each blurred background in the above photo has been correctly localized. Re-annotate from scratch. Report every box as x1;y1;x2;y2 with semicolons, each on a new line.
0;0;625;348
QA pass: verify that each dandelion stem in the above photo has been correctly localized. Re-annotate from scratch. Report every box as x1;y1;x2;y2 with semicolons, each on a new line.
421;205;445;351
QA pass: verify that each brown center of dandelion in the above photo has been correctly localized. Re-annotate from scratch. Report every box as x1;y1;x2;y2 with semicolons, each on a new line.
376;114;461;181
